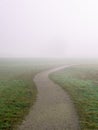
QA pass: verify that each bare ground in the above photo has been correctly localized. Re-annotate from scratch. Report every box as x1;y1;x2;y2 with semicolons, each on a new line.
17;65;80;130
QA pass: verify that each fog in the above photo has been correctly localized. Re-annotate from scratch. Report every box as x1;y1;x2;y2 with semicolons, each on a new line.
0;0;98;58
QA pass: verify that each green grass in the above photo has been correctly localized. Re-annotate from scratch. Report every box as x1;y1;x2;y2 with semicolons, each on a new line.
1;58;97;129
0;79;37;129
50;64;98;130
0;58;61;130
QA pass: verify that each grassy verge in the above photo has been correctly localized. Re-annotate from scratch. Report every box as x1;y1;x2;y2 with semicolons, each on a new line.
0;58;60;130
50;64;98;130
0;78;37;130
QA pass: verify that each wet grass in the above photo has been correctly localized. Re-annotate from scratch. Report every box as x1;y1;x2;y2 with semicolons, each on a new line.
0;58;60;130
50;64;98;130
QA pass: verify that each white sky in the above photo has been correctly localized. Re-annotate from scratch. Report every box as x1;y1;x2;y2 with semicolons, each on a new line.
0;0;98;58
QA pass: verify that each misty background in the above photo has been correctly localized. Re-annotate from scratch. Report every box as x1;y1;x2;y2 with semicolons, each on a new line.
0;0;98;58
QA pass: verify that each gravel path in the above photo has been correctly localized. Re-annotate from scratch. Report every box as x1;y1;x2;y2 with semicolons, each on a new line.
17;65;80;130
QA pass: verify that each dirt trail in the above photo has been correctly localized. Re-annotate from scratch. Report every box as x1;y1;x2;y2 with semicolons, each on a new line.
17;65;80;130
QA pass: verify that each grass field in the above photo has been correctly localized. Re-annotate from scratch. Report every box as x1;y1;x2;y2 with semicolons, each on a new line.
0;58;62;130
1;58;98;129
50;64;98;130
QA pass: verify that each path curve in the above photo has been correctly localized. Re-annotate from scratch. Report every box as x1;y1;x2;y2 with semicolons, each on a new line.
18;65;80;130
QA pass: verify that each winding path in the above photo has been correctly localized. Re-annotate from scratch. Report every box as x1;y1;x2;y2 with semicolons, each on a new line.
18;65;80;130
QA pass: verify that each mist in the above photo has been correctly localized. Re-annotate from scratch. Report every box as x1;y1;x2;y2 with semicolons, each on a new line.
0;0;98;58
